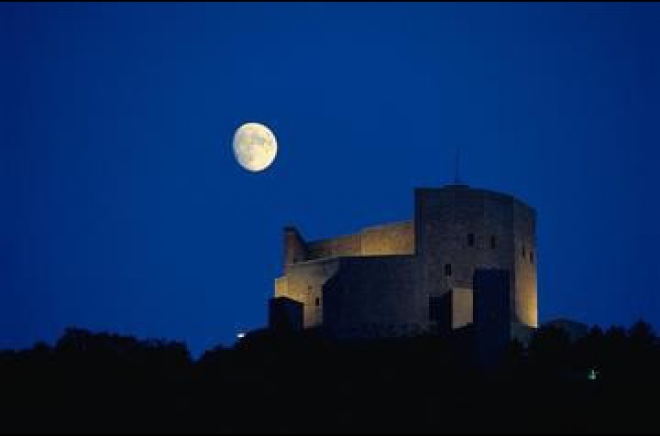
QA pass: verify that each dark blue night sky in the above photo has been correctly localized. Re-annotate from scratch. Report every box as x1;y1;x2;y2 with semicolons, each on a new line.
1;2;658;355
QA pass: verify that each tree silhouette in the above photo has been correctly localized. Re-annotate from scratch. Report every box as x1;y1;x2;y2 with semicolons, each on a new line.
528;325;572;373
0;321;659;433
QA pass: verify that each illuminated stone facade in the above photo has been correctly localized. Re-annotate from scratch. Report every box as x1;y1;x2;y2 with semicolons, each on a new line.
273;184;538;340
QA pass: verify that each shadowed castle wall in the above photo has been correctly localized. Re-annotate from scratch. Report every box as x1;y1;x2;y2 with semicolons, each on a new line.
323;256;423;339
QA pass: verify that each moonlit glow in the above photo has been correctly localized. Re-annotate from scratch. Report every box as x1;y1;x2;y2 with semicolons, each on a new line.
232;122;278;172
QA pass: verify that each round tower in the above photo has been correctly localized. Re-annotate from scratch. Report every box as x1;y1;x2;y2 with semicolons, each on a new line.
415;184;538;332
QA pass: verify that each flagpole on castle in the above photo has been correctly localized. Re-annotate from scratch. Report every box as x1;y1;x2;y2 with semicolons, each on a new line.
454;145;461;185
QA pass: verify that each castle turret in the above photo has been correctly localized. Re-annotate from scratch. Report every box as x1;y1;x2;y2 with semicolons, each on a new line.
283;226;307;271
415;185;538;334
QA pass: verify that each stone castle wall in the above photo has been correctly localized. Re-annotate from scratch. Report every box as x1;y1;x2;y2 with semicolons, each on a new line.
323;256;423;339
304;221;415;261
284;221;415;268
360;221;415;256
416;186;516;296
513;200;538;327
275;184;538;338
306;234;362;261
415;185;537;330
278;221;415;329
275;259;341;328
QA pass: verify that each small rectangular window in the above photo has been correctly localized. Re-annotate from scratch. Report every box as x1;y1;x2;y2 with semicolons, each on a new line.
315;297;320;307
444;263;452;277
467;234;475;247
490;235;497;249
522;245;526;258
530;250;534;264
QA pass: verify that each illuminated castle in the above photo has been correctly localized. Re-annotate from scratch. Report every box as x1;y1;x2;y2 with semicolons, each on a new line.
270;184;538;343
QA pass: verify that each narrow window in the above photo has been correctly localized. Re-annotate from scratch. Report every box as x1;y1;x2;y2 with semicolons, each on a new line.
444;263;452;277
315;297;320;307
522;245;526;258
490;235;497;249
530;250;534;264
467;233;475;247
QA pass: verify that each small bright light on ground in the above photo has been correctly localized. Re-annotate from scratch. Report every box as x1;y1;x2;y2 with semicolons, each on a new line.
237;332;246;339
588;369;598;381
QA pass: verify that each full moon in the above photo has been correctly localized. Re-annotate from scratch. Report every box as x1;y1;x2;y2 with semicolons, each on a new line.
232;122;278;172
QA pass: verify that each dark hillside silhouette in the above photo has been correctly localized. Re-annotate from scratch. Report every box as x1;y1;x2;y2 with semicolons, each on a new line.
1;322;658;434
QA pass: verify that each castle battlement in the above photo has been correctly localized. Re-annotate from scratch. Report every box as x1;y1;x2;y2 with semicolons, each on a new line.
284;220;415;268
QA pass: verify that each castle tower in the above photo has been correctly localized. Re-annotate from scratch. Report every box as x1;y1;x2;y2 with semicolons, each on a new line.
415;185;538;335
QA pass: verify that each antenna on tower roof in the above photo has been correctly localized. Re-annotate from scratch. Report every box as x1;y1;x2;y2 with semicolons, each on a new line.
454;145;461;185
